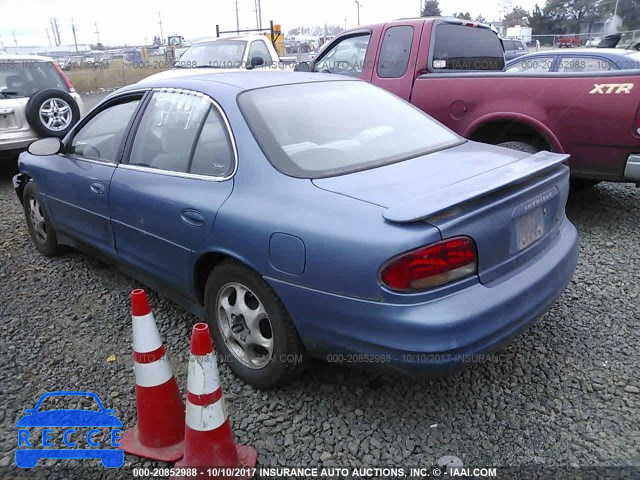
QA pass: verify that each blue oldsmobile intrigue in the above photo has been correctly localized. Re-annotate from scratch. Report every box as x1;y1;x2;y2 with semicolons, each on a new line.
14;72;578;387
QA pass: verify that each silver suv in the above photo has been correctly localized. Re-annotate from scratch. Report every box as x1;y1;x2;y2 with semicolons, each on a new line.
1;53;84;158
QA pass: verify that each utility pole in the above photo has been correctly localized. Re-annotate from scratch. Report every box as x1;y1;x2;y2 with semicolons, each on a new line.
254;0;259;29
13;32;18;47
355;1;361;26
158;11;164;45
257;0;263;30
235;0;240;33
71;18;78;53
46;27;52;46
50;17;61;46
344;18;347;29
94;22;101;45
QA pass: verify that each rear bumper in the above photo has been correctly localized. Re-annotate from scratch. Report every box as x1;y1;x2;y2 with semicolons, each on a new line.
268;219;578;374
624;154;640;183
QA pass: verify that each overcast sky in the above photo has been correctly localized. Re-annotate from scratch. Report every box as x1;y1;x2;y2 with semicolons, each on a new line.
0;0;542;47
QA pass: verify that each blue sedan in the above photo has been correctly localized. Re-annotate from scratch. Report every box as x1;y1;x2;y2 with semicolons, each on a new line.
14;72;578;387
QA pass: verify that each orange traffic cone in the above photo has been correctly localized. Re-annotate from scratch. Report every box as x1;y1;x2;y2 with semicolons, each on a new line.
121;289;185;462
173;323;257;479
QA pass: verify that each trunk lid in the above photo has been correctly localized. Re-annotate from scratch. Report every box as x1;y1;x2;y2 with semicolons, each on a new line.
313;141;570;284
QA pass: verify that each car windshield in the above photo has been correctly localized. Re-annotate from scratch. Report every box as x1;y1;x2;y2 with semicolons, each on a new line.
0;61;65;97
177;40;247;68
238;80;462;178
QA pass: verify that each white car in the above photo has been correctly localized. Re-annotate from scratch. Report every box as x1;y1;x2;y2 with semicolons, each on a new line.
1;53;84;157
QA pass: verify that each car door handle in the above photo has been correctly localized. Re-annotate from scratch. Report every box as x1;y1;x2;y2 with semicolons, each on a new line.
180;209;206;227
90;181;105;195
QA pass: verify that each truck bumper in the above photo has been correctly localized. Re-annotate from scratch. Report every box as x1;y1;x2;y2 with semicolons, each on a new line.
624;154;640;183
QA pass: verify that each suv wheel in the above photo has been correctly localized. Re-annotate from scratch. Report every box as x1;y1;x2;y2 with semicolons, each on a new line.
25;89;80;138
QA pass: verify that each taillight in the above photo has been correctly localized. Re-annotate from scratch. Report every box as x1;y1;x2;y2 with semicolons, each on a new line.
53;62;75;93
380;236;477;291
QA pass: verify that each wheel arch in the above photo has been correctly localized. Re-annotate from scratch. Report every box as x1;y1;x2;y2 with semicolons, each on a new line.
193;250;263;306
464;113;563;153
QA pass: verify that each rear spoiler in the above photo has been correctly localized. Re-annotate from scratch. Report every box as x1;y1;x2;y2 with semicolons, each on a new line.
383;151;569;223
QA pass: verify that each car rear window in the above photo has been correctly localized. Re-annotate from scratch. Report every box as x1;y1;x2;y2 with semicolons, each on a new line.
432;23;505;71
238;80;462;179
0;60;65;97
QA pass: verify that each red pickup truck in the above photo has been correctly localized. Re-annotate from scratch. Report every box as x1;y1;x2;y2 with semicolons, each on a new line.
298;17;640;186
557;35;581;48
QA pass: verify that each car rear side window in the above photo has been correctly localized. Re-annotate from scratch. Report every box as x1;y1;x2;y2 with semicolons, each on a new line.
69;98;140;162
189;108;235;177
128;91;210;173
377;26;414;78
432;23;505;71
507;56;554;73
557;56;614;73
0;61;65;97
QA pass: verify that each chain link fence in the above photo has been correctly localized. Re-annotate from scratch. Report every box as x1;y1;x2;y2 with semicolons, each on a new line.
529;29;640;49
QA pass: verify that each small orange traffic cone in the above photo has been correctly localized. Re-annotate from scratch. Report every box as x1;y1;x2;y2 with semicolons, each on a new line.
121;289;185;462
173;323;257;479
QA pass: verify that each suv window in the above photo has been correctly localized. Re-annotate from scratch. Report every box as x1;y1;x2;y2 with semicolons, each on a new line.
129;91;210;173
504;40;516;50
0;61;65;97
432;23;505;71
377;26;414;78
189;108;235;177
314;34;372;77
507;56;554;73
247;40;273;68
69;98;140;162
557;56;615;73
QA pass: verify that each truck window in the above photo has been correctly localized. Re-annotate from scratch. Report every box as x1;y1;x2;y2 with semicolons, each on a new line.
314;34;372;77
557;56;614;73
377;26;414;78
432;23;505;71
248;40;273;68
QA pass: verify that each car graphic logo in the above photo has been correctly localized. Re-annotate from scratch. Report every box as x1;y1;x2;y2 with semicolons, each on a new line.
15;391;124;468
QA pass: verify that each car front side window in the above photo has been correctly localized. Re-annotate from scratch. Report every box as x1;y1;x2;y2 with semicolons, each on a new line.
128;91;211;174
313;34;372;77
69;98;140;162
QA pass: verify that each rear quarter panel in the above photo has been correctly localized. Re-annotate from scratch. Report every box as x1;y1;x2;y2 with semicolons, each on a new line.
410;71;640;180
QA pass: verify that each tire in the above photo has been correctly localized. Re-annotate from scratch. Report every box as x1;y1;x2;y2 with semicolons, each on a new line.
204;260;308;388
497;141;540;154
570;179;601;190
22;182;63;257
25;89;80;138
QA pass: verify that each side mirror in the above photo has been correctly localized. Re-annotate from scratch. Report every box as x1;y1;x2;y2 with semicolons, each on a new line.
248;56;264;69
27;138;63;156
294;61;310;72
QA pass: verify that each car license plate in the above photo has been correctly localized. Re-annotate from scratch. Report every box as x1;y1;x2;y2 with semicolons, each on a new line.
515;208;545;251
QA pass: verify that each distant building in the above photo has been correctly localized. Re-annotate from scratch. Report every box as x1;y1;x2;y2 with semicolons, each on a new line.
3;44;91;58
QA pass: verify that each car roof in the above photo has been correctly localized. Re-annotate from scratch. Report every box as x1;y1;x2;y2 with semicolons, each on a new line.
126;71;353;94
515;48;635;57
0;53;54;62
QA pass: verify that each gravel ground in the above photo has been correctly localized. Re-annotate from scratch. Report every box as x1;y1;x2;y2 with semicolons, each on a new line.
1;158;639;479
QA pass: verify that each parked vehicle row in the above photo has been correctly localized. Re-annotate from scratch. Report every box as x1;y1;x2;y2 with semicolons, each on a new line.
296;17;640;186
